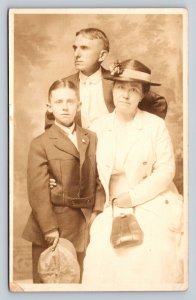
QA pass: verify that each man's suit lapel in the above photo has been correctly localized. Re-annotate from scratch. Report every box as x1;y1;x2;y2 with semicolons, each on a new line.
48;124;79;159
101;67;115;112
68;73;82;126
67;72;80;89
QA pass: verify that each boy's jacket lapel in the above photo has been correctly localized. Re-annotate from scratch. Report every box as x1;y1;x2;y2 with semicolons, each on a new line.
48;124;79;159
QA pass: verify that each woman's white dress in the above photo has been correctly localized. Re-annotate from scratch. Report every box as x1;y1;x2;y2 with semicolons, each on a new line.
82;111;184;290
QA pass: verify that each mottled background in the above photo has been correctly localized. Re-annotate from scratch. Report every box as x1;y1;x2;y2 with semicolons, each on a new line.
12;13;183;281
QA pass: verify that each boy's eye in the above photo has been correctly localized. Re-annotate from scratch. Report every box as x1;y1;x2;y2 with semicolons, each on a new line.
80;46;88;50
55;100;62;104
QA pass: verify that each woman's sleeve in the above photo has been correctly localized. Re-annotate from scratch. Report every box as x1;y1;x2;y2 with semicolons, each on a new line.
129;119;176;207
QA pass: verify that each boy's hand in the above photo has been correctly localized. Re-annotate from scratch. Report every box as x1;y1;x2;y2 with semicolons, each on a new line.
49;178;56;189
44;229;59;251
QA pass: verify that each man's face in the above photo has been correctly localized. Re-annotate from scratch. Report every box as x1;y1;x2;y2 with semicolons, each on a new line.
48;87;80;127
113;81;144;116
72;34;107;75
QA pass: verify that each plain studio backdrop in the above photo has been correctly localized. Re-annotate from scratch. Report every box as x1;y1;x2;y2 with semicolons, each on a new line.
12;12;184;281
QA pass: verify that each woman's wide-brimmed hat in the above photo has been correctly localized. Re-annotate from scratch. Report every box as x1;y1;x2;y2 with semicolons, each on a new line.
105;59;161;86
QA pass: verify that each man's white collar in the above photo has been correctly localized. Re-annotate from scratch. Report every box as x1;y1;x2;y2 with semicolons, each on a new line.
79;67;102;84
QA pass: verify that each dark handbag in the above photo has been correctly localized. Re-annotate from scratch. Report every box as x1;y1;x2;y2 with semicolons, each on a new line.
110;199;144;248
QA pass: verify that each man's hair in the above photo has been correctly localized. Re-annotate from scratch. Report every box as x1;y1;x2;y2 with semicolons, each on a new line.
76;28;109;52
48;79;79;102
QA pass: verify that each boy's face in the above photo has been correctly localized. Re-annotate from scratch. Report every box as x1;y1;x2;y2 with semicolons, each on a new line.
72;34;108;76
48;87;80;127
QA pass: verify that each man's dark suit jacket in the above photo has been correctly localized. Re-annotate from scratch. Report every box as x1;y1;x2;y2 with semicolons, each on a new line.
23;124;105;253
45;67;167;129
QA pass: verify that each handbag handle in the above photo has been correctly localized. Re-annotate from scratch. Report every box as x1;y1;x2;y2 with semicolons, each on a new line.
111;198;117;218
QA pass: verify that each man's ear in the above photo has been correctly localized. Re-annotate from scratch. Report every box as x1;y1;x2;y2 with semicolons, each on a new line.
46;103;53;113
98;50;108;63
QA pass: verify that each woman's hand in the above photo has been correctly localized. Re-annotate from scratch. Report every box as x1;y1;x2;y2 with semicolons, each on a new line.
113;192;132;208
49;178;56;189
44;229;59;251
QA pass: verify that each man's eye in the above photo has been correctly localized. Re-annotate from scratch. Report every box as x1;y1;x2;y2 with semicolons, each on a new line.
55;100;62;104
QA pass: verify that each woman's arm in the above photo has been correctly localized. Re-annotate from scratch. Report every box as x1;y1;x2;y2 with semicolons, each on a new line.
128;119;175;207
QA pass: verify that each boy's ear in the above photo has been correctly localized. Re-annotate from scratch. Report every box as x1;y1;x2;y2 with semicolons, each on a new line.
46;103;53;113
98;50;108;63
77;102;82;112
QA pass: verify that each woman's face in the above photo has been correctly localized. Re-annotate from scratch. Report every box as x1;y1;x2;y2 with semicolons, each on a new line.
113;81;144;116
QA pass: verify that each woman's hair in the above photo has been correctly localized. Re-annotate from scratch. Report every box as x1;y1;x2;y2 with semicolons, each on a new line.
142;83;150;95
48;79;79;102
76;28;109;52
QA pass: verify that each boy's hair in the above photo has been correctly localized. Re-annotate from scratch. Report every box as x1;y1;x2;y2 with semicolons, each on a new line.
76;28;109;52
48;79;79;102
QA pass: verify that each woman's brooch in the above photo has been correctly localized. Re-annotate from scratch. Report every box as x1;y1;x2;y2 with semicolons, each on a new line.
109;60;123;76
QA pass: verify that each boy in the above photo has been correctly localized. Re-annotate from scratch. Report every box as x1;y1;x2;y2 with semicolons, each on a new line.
23;79;105;283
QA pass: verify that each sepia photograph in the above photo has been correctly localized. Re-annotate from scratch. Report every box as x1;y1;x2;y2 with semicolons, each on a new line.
9;8;188;292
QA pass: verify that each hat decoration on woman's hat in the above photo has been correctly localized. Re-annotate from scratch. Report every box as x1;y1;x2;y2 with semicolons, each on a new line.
107;59;161;86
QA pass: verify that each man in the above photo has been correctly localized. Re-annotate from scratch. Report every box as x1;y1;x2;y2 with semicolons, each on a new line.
22;79;105;283
45;28;167;130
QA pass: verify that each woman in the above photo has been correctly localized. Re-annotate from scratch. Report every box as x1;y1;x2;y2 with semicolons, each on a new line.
82;59;184;289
